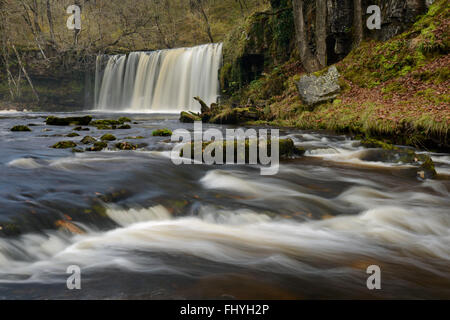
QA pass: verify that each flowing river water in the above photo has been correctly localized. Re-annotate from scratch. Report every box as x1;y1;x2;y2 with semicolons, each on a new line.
0;111;449;299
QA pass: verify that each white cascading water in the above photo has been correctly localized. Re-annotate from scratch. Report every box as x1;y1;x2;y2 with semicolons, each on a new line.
94;43;223;113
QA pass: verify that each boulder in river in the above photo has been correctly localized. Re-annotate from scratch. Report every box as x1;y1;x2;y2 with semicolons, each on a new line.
295;66;341;106
152;129;172;137
86;141;108;151
81;136;97;144
11;125;31;132
180;138;302;162
51;141;77;149
118;124;131;129
101;133;116;141
67;132;80;137
46;116;92;126
73;127;90;131
115;142;138;150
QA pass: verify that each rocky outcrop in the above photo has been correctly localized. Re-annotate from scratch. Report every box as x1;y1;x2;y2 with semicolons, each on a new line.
11;125;31;132
46;116;92;126
295;66;341;106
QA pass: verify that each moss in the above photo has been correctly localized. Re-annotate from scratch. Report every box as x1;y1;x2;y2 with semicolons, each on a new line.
94;124;113;130
180;111;201;123
52;141;77;149
11;125;31;132
66;132;80;137
152;129;173;137
101;133;116;141
81;136;96;144
115;142;138;150
86;141;107;151
46;116;92;126
91;119;124;126
118;117;131;123
118;124;131;129
73;127;90;131
180;138;300;162
361;138;397;150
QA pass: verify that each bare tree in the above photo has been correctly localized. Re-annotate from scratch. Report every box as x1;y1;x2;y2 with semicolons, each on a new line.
189;0;214;43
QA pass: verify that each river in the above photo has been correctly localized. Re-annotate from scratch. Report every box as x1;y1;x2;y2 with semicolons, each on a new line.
0;111;449;299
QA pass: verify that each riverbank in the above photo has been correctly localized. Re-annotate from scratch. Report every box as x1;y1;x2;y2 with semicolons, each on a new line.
217;1;449;152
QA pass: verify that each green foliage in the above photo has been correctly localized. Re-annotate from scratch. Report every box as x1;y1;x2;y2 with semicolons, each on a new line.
152;129;173;137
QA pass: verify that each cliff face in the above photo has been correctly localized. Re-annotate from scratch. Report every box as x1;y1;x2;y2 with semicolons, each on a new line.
221;0;433;96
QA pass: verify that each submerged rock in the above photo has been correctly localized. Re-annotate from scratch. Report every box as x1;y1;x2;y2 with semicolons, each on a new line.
180;138;301;162
72;148;84;153
101;133;117;141
46;116;92;126
115;142;138;150
118;117;131;123
295;66;341;106
118;124;131;129
73;127;90;131
51;141;77;149
67;132;80;137
360;138;437;179
180;111;201;123
81;136;97;144
11;125;31;132
94;124;113;130
86;141;107;151
152;129;172;137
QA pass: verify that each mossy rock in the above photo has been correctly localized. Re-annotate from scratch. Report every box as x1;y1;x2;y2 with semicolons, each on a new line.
51;141;77;149
11;125;31;132
118;124;131;129
72;148;85;153
180;111;201;123
86;141;108;151
101;133;117;141
94;124;113;130
67;132;80;137
417;156;437;180
360;138;397;150
152;128;173;137
209;107;262;124
73;127;90;131
81;136;97;144
124;136;145;139
180;138;299;162
115;142;138;150
91;118;129;127
46;116;92;126
118;117;131;123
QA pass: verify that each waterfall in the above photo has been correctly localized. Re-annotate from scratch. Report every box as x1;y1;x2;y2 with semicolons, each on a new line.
95;43;223;113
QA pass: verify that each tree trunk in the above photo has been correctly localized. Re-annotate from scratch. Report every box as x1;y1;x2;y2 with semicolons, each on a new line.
12;44;39;102
199;5;214;43
46;0;56;48
291;0;321;72
353;0;363;46
315;0;327;68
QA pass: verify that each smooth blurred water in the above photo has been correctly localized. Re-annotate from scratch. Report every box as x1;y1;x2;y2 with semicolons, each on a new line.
0;111;449;299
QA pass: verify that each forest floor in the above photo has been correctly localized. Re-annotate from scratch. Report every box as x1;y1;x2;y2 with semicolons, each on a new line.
239;3;450;151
